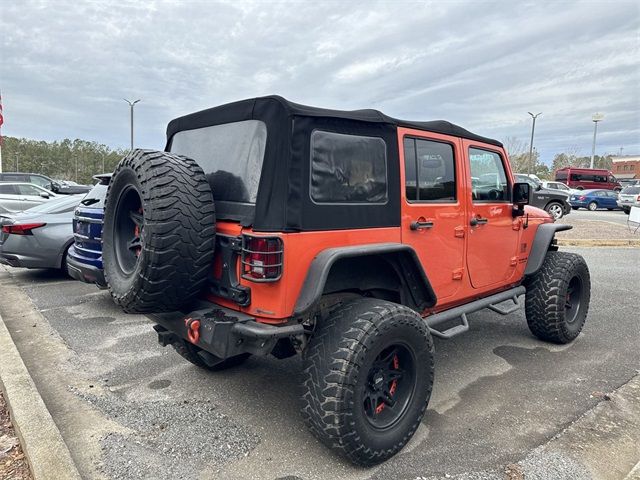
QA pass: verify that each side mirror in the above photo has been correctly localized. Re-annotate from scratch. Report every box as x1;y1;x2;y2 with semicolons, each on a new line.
39;192;50;199
536;183;542;191
50;182;61;193
512;182;529;217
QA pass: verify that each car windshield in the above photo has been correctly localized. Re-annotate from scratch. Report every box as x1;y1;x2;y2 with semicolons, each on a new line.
621;186;640;194
24;194;83;213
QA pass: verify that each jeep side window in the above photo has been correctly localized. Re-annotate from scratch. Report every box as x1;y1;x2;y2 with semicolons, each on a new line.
310;130;388;204
403;137;456;202
468;148;509;202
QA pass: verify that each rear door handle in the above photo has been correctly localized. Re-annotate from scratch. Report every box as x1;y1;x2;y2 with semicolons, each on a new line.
410;220;434;230
470;217;488;226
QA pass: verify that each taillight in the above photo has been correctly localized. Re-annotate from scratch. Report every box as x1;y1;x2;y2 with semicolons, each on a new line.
1;223;46;235
636;195;640;202
241;236;283;282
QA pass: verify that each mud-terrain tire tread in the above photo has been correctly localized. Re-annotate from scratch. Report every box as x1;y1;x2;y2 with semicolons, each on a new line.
103;149;215;313
301;298;434;466
172;340;250;371
525;251;590;344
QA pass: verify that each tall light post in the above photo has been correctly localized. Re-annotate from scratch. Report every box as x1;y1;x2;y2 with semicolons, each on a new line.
527;112;542;175
123;98;141;150
590;113;604;169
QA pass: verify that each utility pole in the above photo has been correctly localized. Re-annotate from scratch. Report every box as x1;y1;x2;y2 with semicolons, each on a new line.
590;113;604;169
527;112;542;175
124;99;141;150
15;153;19;172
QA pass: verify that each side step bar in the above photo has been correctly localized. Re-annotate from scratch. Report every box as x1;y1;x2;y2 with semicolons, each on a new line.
426;286;526;339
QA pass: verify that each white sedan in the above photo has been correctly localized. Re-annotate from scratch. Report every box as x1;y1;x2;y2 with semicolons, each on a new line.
0;182;58;214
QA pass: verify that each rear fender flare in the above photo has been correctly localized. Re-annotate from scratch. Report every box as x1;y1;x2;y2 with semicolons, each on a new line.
292;243;436;317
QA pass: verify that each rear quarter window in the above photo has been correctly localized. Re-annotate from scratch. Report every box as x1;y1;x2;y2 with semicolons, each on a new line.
80;184;108;208
310;130;388;204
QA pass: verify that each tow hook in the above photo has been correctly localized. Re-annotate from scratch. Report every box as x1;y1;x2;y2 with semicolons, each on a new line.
184;317;201;344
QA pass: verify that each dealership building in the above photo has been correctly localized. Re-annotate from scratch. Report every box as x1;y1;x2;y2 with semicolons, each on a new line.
611;155;640;180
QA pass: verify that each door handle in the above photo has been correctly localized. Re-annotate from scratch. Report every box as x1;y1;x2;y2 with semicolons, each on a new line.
410;220;434;230
470;216;489;226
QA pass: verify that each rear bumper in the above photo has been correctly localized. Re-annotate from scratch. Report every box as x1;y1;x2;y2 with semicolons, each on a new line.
149;303;304;360
0;251;58;269
66;255;107;288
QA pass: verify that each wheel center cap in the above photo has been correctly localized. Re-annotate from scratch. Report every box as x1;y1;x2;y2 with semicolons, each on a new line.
374;374;384;387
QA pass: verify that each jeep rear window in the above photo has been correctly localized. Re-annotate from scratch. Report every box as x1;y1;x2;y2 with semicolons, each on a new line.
310;130;387;204
170;120;267;204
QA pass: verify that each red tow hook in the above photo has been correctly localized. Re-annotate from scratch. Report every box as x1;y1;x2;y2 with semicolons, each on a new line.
184;318;201;344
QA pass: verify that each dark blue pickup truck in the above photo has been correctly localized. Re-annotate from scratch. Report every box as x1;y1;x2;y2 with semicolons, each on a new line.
66;174;110;287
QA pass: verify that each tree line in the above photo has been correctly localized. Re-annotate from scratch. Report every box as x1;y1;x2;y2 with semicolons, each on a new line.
0;134;615;185
0;136;128;185
503;136;613;180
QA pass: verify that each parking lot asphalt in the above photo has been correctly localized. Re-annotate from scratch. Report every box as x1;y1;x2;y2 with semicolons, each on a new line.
566;208;630;226
0;246;639;480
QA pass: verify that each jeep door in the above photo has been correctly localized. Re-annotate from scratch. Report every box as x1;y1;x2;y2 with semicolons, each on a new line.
463;141;520;289
398;128;465;301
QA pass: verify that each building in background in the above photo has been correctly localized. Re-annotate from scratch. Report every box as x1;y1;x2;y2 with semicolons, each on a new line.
611;155;640;180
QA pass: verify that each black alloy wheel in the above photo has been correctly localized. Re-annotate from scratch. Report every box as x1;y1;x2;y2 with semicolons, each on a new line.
112;185;144;275
363;344;416;430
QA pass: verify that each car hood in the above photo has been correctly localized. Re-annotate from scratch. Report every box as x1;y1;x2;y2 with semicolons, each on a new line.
524;205;552;219
538;187;569;198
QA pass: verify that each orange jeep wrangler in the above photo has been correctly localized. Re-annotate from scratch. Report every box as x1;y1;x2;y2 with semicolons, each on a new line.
102;96;591;466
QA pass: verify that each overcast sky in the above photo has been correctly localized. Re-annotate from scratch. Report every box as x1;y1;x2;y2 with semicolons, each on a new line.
1;0;639;163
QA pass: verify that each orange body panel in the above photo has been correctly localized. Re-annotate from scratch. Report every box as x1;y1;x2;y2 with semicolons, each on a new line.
207;127;552;324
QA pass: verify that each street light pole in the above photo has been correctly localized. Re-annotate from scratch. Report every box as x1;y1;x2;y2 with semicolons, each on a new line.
123;98;141;150
527;112;542;175
590;113;604;169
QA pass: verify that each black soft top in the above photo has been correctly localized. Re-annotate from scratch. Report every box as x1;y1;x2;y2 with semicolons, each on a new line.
166;96;503;232
167;95;501;147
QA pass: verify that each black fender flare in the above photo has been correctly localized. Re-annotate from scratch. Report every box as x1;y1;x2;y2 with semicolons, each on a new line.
524;223;572;276
293;243;436;317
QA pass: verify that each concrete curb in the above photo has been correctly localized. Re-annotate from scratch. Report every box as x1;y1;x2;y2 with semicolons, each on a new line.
519;374;640;480
0;313;82;480
557;238;640;247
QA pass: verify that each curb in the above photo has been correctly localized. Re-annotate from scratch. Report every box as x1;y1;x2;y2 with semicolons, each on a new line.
0;313;82;480
518;374;640;480
557;238;640;247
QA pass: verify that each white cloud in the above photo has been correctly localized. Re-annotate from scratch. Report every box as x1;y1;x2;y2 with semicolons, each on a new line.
0;0;638;161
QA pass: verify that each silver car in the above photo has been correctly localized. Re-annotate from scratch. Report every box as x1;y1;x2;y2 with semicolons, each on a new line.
0;194;83;271
617;186;640;214
0;182;57;213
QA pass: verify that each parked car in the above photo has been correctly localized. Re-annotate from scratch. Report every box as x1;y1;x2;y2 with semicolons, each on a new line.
554;167;621;191
66;174;110;287
0;172;91;195
619;179;640;189
541;180;572;194
513;174;571;220
0;194;83;271
569;189;620;211
100;96;591;466
54;179;92;195
616;186;640;214
0;182;57;213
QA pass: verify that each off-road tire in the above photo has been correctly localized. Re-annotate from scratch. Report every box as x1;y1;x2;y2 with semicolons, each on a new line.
172;340;251;371
545;202;564;220
301;298;434;466
623;207;630;214
103;149;215;313
525;251;590;344
587;201;598;211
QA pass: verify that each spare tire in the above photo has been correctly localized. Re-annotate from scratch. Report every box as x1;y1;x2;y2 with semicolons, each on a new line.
103;149;215;313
